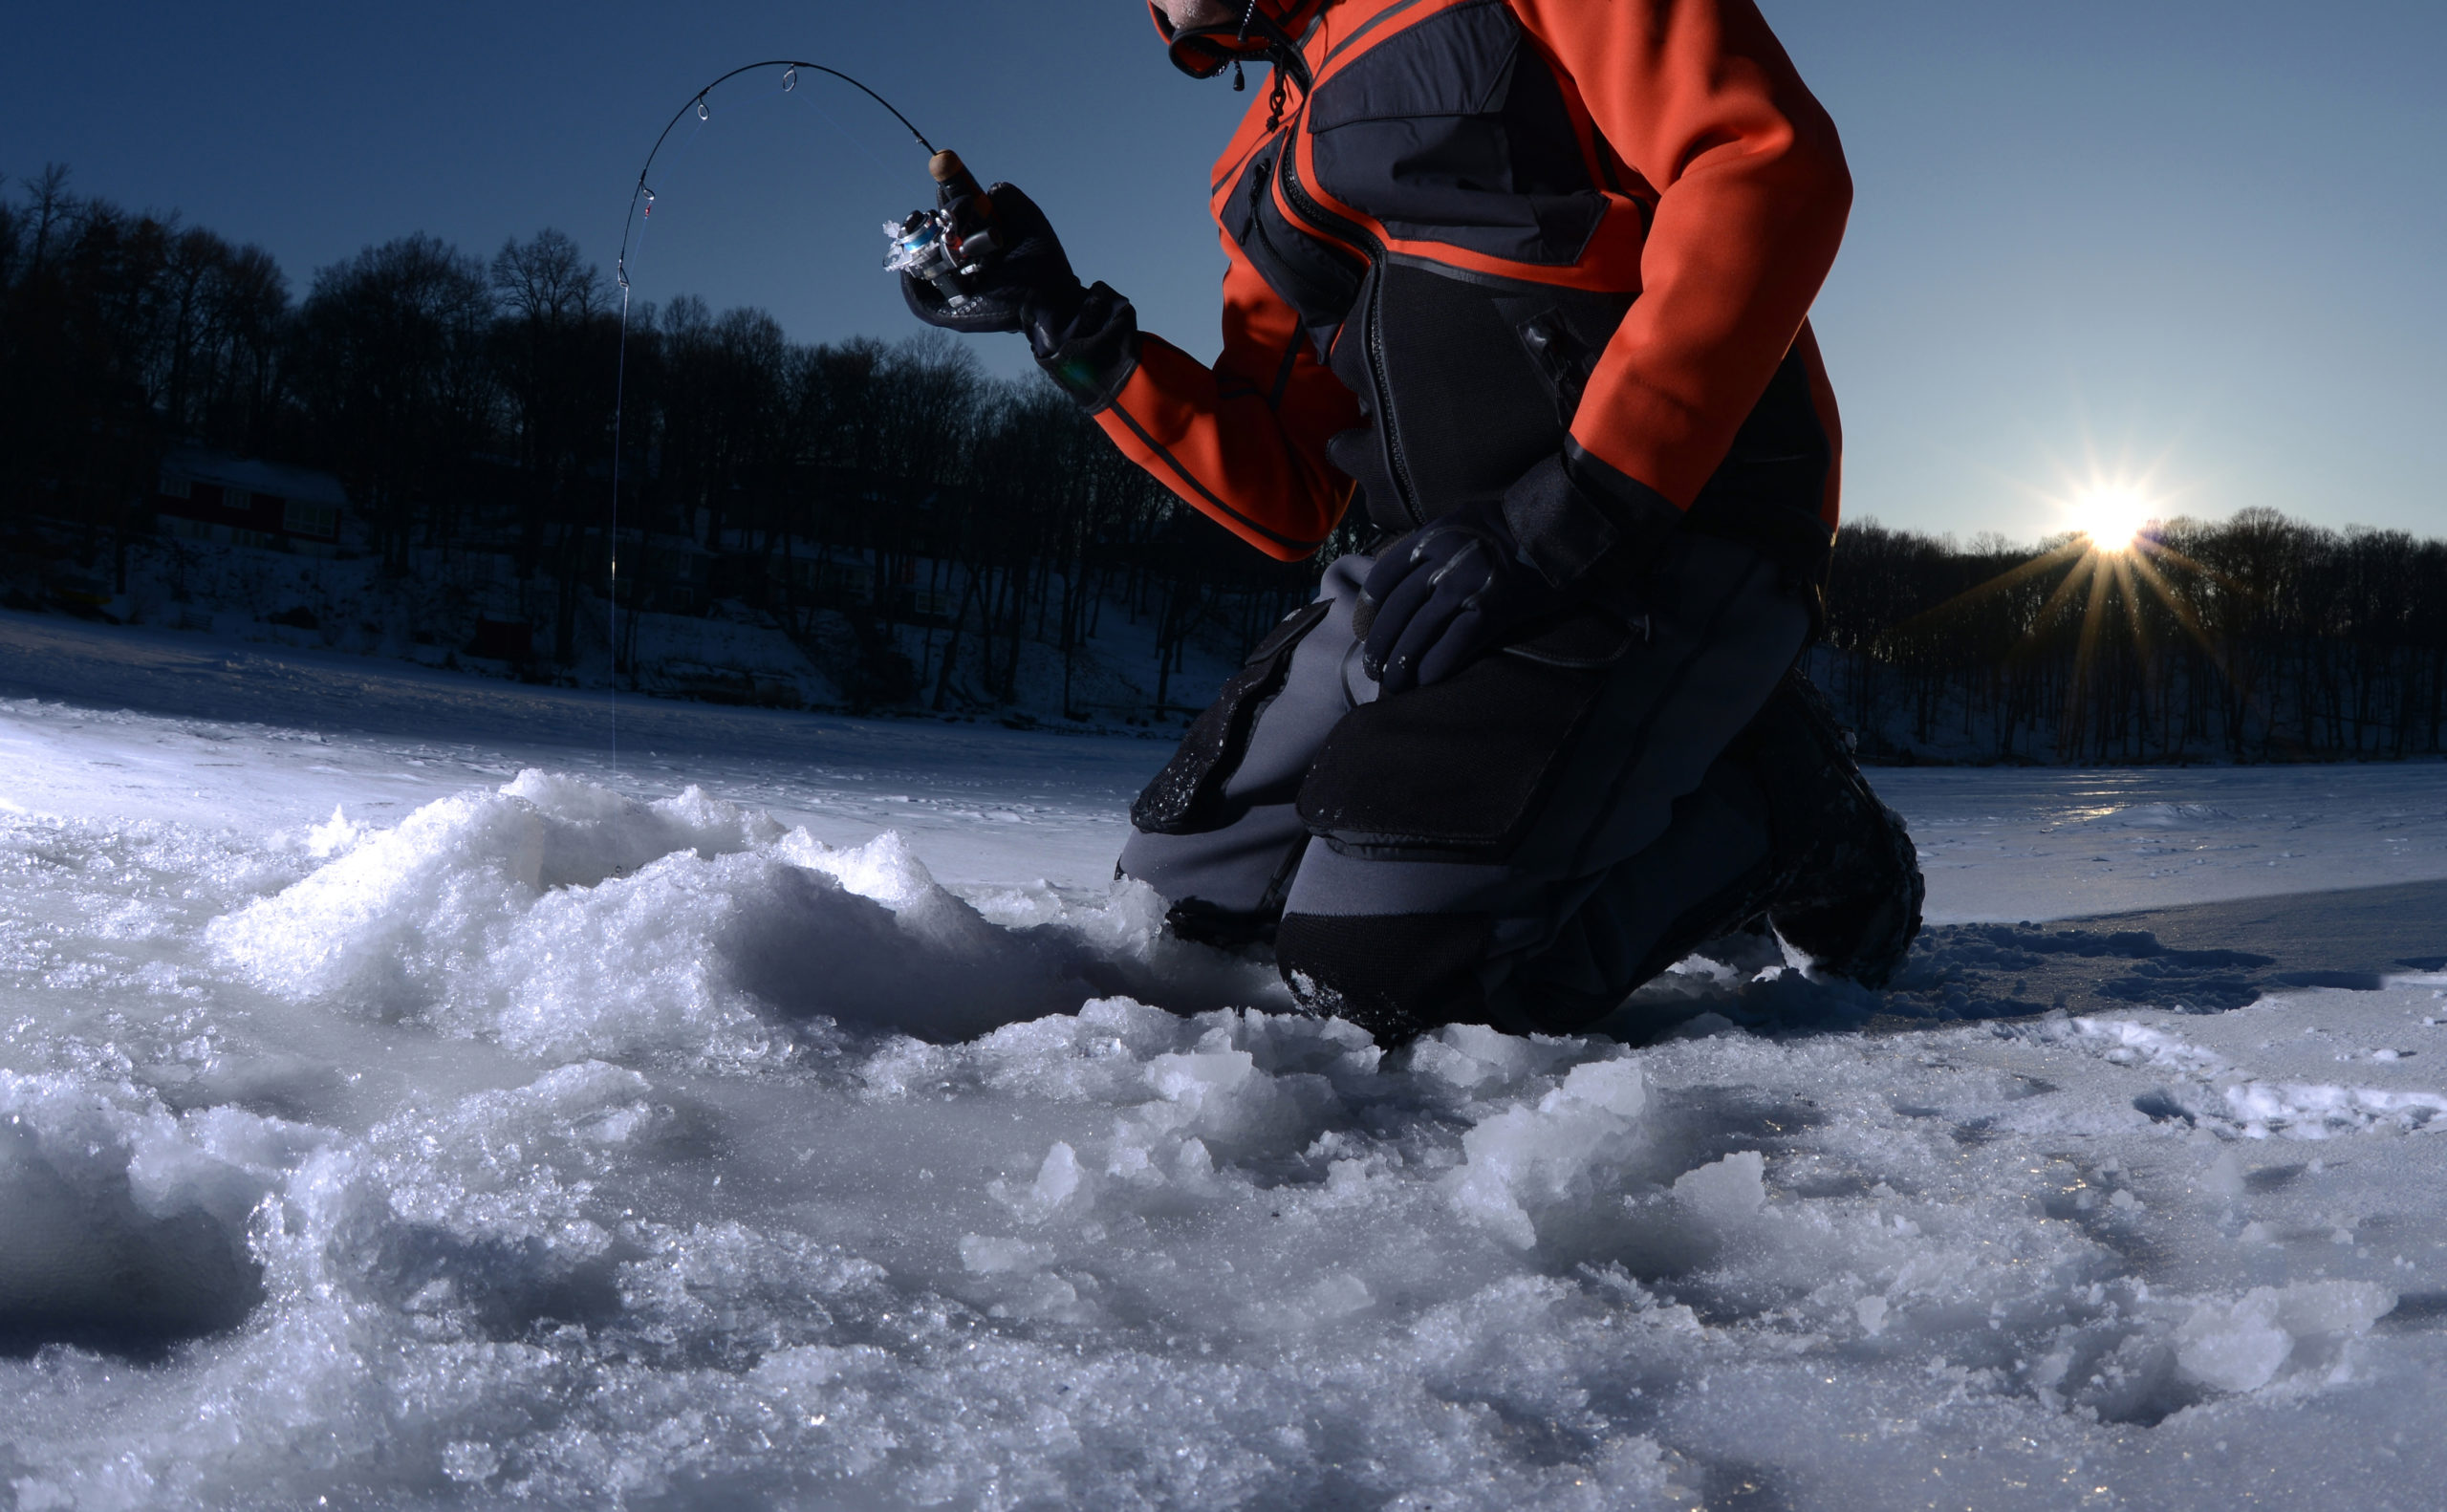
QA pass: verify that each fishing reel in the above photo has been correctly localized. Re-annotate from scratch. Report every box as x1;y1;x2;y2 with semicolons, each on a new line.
882;150;1000;310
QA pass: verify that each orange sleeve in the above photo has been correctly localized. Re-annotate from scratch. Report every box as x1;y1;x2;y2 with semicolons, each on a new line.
1511;0;1851;509
1092;235;1364;561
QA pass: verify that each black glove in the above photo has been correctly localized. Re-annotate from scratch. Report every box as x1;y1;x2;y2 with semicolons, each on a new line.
899;183;1139;410
899;182;1083;338
1357;501;1551;695
1358;449;1686;694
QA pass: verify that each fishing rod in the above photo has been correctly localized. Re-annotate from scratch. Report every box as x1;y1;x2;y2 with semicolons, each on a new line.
614;60;940;297
603;60;997;767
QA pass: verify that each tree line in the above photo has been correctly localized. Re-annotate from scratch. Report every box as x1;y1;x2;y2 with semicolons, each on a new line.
3;165;2439;757
1822;513;2447;763
0;165;1328;714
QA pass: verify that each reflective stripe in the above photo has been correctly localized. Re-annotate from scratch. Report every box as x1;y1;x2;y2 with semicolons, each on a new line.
1105;393;1330;556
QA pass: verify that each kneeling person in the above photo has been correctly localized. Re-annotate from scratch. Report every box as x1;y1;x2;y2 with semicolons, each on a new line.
901;0;1922;1043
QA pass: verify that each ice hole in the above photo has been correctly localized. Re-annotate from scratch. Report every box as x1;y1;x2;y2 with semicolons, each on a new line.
0;1080;311;1360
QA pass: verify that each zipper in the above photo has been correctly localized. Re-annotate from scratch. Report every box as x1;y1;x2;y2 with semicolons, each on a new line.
1271;117;1421;528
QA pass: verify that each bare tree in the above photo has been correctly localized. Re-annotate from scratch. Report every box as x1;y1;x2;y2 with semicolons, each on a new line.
295;234;496;571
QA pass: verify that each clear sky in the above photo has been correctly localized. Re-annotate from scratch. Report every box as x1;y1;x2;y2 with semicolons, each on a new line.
7;1;2441;545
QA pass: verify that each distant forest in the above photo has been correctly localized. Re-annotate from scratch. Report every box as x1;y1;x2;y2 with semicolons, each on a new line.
0;164;1326;712
3;165;2443;762
1820;516;2447;764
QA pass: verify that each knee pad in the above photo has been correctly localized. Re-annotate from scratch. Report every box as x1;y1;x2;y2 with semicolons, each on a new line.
1274;911;1493;1047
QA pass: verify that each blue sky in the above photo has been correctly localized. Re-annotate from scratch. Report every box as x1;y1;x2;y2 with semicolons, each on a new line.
7;1;2441;543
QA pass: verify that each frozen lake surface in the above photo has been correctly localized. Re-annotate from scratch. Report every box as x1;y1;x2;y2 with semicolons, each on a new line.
3;610;2445;1509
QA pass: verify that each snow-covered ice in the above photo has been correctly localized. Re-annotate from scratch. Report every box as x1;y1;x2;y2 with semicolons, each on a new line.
3;609;2446;1509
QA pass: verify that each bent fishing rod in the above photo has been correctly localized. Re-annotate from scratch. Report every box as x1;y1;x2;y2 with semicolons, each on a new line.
616;60;999;301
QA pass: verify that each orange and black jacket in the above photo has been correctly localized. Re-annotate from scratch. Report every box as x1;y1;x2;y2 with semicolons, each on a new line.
1050;0;1851;587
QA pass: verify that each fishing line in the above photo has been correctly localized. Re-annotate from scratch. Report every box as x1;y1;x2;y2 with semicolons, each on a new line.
604;61;936;776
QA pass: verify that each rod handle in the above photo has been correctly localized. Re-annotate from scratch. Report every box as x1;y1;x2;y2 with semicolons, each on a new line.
929;150;985;204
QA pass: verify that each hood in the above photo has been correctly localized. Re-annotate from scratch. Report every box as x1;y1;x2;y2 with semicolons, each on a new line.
1148;0;1326;80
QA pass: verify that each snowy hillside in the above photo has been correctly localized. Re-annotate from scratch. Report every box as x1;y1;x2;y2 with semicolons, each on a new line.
3;609;2446;1509
29;534;1252;733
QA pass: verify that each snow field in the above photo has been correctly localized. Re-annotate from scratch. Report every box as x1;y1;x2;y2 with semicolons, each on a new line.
1895;765;2447;922
2;761;2444;1507
3;613;2446;1509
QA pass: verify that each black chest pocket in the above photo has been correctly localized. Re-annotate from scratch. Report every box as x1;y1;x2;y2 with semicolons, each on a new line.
1305;0;1606;267
1224;139;1367;355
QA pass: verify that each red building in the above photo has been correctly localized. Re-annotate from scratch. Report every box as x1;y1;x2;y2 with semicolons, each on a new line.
154;448;350;556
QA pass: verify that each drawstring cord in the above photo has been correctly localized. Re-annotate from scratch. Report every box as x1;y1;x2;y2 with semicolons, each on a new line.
1230;0;1300;129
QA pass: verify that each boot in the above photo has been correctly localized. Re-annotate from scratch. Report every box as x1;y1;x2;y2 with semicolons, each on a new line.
1729;671;1924;987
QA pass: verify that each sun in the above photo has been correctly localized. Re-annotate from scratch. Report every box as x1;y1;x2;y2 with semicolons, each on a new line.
2071;485;2154;553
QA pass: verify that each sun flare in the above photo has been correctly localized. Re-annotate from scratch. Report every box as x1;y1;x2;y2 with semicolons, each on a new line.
2071;486;2154;553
